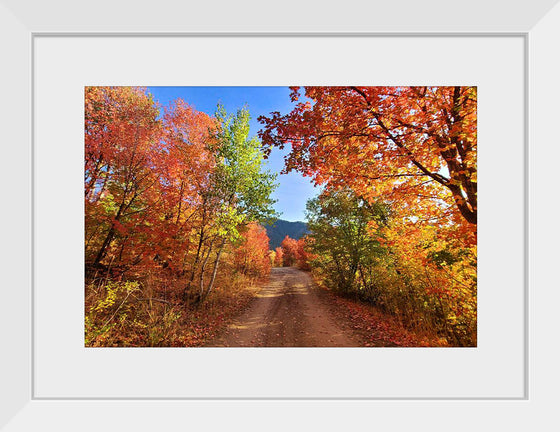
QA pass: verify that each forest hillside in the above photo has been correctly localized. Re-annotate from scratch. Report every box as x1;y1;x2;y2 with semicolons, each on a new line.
264;219;308;249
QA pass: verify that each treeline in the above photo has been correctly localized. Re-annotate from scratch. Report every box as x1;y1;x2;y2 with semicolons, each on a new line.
260;86;477;346
85;87;276;346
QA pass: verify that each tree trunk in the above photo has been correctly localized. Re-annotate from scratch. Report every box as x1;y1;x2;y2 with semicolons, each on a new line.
447;183;477;224
197;240;215;301
93;189;137;267
201;237;227;302
93;225;116;267
182;224;205;302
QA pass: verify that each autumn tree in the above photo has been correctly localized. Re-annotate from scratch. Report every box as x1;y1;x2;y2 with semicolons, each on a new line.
85;88;221;279
85;87;163;269
259;86;477;240
280;236;299;266
273;246;284;267
234;222;271;277
189;105;279;302
150;98;222;310
294;236;314;271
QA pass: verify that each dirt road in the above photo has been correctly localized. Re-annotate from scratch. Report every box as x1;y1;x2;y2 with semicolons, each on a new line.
206;267;360;347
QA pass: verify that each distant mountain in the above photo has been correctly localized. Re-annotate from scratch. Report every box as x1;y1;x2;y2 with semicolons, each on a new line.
264;219;309;250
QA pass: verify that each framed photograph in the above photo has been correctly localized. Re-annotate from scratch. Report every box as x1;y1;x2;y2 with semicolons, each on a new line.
1;0;558;430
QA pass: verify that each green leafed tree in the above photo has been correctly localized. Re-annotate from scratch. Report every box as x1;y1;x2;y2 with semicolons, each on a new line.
194;105;279;302
305;189;389;295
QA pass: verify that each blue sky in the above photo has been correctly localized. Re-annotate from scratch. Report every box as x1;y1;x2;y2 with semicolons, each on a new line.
146;86;318;222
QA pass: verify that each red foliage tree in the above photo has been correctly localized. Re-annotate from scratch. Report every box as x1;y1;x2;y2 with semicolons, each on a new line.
273;247;284;267
85;87;218;273
294;236;314;271
280;236;299;267
234;222;271;277
85;87;163;268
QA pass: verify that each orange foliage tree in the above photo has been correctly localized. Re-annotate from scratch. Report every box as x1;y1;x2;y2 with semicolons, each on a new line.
85;87;164;269
294;236;314;271
279;235;312;270
259;86;477;244
280;236;299;267
234;222;271;277
273;247;284;267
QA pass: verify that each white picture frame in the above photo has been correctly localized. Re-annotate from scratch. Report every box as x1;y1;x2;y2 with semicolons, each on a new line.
1;0;558;430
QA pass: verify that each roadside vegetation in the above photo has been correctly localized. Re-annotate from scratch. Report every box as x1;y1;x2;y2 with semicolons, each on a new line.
85;87;276;346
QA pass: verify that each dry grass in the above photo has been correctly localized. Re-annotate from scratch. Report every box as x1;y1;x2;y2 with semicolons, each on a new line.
85;270;264;347
313;282;449;347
